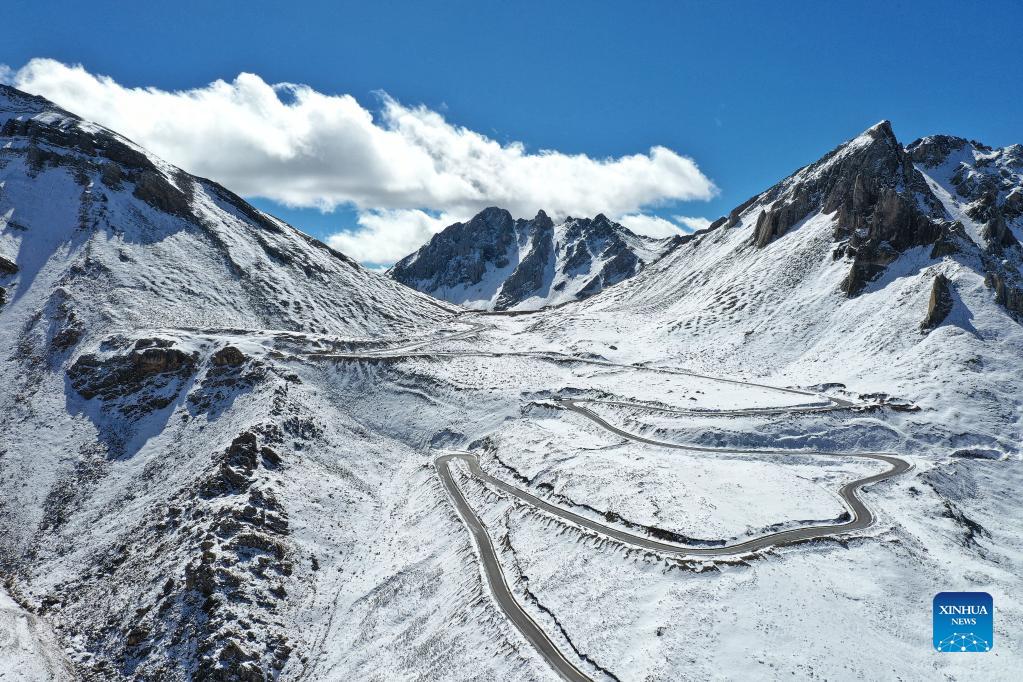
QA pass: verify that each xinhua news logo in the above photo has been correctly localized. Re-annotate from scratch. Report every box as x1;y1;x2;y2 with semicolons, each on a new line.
933;592;993;652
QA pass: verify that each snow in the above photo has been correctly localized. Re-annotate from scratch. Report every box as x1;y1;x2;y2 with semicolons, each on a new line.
0;587;72;681
2;87;1022;681
394;214;676;311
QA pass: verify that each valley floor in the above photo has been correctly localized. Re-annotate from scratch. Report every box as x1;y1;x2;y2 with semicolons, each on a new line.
3;313;1019;681
284;313;1022;681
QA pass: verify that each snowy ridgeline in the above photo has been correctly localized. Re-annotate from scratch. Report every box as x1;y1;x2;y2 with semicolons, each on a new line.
388;207;678;311
0;82;1021;681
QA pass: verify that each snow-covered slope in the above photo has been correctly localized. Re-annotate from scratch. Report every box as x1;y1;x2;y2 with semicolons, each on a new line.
0;85;454;338
388;207;677;310
0;84;464;680
3;84;1021;682
524;120;1023;451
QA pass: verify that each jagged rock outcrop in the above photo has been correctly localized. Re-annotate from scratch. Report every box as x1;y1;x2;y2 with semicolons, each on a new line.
390;207;520;292
0;255;17;276
494;215;555;309
921;274;954;331
726;121;1023;306
390;208;676;310
68;338;199;421
746;122;949;296
985;271;1023;316
212;345;247;367
907;133;1023;315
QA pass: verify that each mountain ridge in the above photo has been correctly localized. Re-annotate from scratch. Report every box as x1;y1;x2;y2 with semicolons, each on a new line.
2;83;1021;681
388;207;679;311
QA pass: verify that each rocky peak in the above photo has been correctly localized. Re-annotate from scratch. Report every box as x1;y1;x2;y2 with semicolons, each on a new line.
908;133;1023;253
863;119;897;144
906;134;972;166
474;206;515;227
389;207;675;310
533;209;554;230
741;120;949;294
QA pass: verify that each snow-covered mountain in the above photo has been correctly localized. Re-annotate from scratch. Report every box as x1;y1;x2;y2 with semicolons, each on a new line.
388;207;678;310
529;120;1023;450
0;86;454;337
0;84;459;680
3;82;1021;682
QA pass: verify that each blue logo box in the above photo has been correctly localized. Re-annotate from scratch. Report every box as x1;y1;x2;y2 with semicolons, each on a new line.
933;592;993;652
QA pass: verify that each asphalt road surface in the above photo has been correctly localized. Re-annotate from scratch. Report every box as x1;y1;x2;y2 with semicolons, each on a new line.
436;453;594;682
311;320;910;682
434;397;908;682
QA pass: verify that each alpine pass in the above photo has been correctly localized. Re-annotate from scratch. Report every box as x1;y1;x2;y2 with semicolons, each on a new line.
0;3;1019;681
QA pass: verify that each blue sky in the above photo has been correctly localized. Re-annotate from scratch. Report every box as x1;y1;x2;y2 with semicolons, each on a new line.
4;1;1022;265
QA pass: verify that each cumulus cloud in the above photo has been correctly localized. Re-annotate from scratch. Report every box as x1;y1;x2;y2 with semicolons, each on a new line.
616;214;685;238
673;215;713;232
7;58;718;263
327;209;459;265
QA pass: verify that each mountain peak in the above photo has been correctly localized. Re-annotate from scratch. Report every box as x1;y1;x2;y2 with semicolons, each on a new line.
864;119;895;140
389;208;674;310
474;206;513;223
533;209;554;230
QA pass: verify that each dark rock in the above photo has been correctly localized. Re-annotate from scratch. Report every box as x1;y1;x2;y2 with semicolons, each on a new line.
391;207;517;290
259;446;282;469
984;271;1023;316
390;206;668;310
745;121;948;296
951;448;1002;460
126;626;149;647
906;134;969;166
134;347;194;376
561;240;592;274
597;246;641;287
211;346;247;367
203;432;261;497
707;216;728;231
0;255;18;276
532;209;554;230
100;162;123;189
69;341;197;407
495;221;553;308
52;323;82;351
724;193;763;228
132;170;194;217
921;274;954;331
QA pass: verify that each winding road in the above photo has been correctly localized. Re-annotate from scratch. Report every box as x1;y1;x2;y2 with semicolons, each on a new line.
311;319;912;682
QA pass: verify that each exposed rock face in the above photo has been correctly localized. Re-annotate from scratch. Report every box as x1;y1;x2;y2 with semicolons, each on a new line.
1;109;197;218
746;122;949;296
907;134;1023;316
391;207;519;292
390;208;676;310
68;338;200;424
921;274;954;331
0;255;17;276
211;345;247;367
494;216;555;309
908;135;1023;249
724;121;1023;309
985;272;1023;316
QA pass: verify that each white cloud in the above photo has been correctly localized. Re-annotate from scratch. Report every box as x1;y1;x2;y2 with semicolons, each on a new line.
0;64;12;85
673;215;713;232
327;209;461;264
615;214;684;238
8;58;718;263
